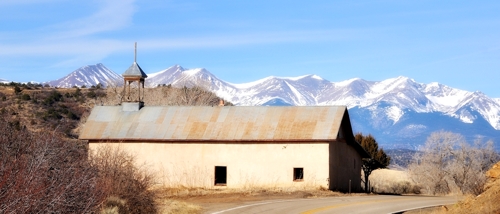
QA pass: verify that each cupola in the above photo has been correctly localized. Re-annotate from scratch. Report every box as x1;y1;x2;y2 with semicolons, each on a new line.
122;42;148;111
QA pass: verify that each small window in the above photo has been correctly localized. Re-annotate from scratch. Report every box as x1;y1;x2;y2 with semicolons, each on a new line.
293;168;304;182
214;166;227;186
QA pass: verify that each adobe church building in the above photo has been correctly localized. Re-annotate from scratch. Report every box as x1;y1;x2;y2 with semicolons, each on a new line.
79;45;369;192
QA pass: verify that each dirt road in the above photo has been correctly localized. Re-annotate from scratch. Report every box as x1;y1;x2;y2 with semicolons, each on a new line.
206;195;459;214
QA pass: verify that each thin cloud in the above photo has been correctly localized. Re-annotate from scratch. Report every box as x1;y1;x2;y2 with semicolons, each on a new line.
0;28;367;56
0;0;136;42
44;0;135;39
0;0;62;6
0;0;136;68
140;29;368;50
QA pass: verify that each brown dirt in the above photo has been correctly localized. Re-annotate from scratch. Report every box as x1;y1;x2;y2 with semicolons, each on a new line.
444;161;500;214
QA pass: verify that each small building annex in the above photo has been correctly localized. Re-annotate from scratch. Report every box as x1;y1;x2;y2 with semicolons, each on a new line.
78;44;369;192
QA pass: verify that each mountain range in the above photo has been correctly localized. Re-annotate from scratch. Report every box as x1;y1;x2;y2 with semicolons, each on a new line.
46;63;122;88
8;63;500;149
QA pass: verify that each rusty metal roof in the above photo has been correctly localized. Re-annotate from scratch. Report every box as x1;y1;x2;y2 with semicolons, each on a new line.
79;106;353;142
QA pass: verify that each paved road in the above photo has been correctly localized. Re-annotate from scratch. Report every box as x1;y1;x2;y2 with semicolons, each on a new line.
208;195;459;214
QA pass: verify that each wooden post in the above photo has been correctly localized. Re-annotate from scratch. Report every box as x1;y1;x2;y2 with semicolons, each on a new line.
349;179;351;194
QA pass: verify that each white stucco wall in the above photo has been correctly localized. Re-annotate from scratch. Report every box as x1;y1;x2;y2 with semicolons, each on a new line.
89;142;331;189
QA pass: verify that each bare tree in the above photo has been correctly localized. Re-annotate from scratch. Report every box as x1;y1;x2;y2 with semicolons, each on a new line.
167;73;221;106
408;131;499;195
408;131;458;195
102;79;125;106
448;138;499;195
101;74;223;106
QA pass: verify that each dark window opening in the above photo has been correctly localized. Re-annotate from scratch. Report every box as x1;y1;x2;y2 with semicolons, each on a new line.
215;166;227;186
293;168;304;181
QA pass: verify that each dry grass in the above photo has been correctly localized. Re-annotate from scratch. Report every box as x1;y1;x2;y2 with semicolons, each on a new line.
155;186;348;200
153;187;351;214
369;169;420;194
404;206;450;214
158;200;202;214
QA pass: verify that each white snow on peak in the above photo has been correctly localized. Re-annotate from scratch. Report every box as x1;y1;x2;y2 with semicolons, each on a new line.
285;81;307;105
46;63;121;88
427;82;440;87
371;76;412;94
283;74;324;81
147;69;165;78
458;110;475;123
310;75;323;80
426;92;471;108
148;65;184;78
183;68;204;76
229;76;275;89
494;98;500;106
334;78;362;87
280;74;309;81
386;106;404;124
424;82;471;109
229;74;325;89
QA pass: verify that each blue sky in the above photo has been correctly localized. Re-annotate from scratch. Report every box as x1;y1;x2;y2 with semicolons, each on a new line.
1;0;499;97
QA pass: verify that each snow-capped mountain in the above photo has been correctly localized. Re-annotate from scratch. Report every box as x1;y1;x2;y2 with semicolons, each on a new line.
146;65;186;87
494;98;500;106
147;65;239;94
0;78;9;84
46;63;122;88
143;66;500;149
146;66;500;130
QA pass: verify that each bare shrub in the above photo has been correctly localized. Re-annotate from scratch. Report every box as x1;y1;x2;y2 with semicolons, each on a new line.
368;169;419;195
102;80;125;106
100;196;128;214
90;145;158;214
102;78;222;107
167;85;220;106
388;181;414;195
408;131;500;196
0;115;159;213
0;119;103;213
400;181;412;194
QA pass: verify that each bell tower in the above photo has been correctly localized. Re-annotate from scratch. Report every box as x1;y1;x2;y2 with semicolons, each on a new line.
122;42;148;111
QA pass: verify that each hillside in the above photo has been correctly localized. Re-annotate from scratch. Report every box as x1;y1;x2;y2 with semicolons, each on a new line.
0;83;226;137
438;161;500;214
0;84;92;137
